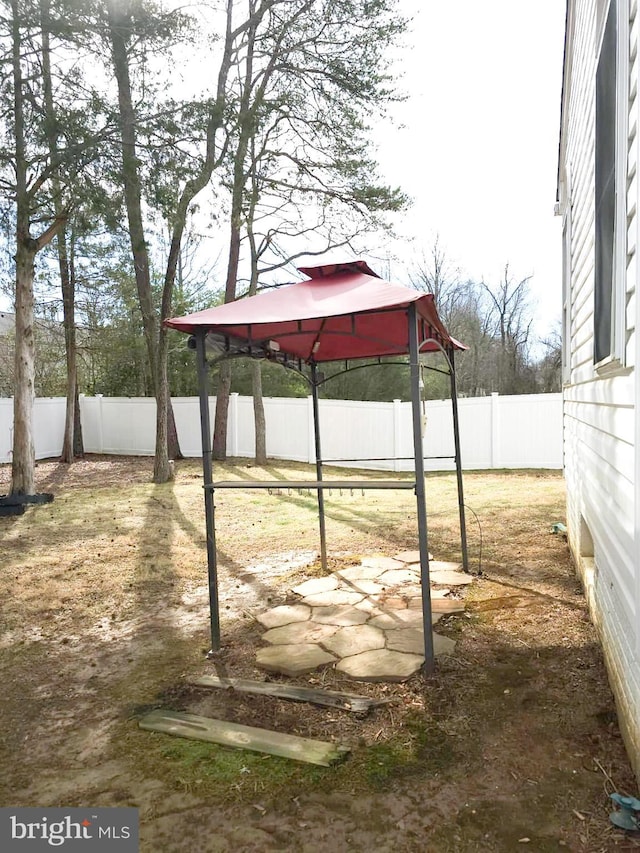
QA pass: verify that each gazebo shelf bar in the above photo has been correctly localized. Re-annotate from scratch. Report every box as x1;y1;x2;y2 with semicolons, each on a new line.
317;456;456;463
205;480;417;491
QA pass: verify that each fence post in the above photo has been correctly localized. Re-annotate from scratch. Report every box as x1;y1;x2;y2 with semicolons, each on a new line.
229;392;239;457
307;395;315;463
393;399;402;472
1;398;13;463
491;392;500;469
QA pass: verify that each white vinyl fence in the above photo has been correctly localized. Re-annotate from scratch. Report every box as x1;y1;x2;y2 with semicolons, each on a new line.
0;392;563;470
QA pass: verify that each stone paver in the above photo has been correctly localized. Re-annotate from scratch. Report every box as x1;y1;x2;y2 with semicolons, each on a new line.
254;552;472;679
321;624;386;657
256;643;337;676
369;609;429;630
429;570;474;586
377;569;421;586
370;595;408;610
394;550;420;563
336;649;424;682
352;599;387;617
385;627;424;655
261;621;339;646
432;634;457;656
311;605;369;626
399;584;451;599
394;550;434;563
424;560;464;573
291;576;338;597
301;590;365;607
335;565;386;581
398;607;444;625
255;604;311;629
429;588;451;598
360;556;405;571
397;584;424;598
386;629;457;657
337;579;385;596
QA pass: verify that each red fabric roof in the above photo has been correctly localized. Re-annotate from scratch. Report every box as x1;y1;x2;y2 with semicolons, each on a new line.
165;262;466;362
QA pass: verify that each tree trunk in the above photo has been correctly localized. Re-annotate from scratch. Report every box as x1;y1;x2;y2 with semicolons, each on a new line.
40;0;81;464
106;0;245;479
252;360;266;464
212;215;241;460
213;361;231;461
247;226;266;464
211;8;257;459
10;0;38;495
108;6;158;379
167;400;181;460
59;226;79;462
108;0;172;480
12;241;37;496
154;324;175;481
73;383;84;458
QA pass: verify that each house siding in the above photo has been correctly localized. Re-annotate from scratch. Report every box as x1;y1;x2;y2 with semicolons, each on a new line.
561;0;640;778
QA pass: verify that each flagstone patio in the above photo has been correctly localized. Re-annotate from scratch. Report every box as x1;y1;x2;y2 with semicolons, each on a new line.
255;553;473;682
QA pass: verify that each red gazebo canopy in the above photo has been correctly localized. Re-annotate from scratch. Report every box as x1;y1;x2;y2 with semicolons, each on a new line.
165;260;465;362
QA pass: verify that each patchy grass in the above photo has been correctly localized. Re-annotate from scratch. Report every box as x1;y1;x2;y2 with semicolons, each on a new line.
0;456;638;851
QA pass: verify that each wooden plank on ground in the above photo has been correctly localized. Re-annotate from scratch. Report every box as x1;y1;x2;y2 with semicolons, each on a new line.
189;675;386;713
430;598;466;614
139;709;350;767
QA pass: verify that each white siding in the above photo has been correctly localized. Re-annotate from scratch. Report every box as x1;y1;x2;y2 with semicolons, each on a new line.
561;0;640;777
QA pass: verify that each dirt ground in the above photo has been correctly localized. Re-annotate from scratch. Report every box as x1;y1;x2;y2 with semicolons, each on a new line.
1;456;639;852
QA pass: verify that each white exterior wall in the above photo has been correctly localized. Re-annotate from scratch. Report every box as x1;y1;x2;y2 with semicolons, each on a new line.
0;393;563;471
561;0;640;777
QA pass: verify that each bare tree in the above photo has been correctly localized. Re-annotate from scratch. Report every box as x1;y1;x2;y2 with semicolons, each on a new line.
411;239;499;396
106;0;239;480
481;265;533;394
39;0;85;462
411;236;465;325
536;323;563;392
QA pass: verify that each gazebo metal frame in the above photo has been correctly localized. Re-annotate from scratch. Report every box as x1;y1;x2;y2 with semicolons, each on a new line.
167;262;469;673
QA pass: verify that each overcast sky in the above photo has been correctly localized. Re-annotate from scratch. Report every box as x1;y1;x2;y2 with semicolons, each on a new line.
375;0;566;333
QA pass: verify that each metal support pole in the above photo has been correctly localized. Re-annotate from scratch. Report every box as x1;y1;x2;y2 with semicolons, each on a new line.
408;304;435;673
310;363;328;571
449;349;470;573
195;332;220;652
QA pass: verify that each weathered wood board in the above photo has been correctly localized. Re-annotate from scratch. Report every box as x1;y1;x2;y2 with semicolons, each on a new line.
139;709;350;767
430;598;466;614
189;675;385;713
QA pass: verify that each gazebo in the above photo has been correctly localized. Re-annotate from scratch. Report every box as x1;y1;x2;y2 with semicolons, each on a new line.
165;260;468;672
